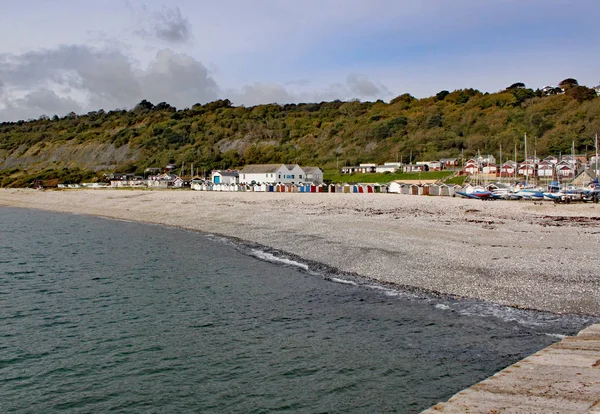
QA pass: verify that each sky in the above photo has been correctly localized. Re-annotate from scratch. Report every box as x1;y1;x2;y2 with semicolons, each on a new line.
0;0;599;121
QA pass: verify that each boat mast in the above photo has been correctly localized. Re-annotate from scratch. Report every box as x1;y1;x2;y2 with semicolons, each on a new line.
534;136;537;185
594;132;598;178
514;143;517;183
572;140;576;178
499;142;503;182
524;133;528;186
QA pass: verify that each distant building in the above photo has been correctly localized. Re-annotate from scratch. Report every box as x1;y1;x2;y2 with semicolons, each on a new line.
482;163;498;175
211;170;239;184
403;164;427;172
477;154;496;165
417;161;441;171
517;162;537;177
239;164;288;184
572;170;597;186
555;160;576;179
341;164;376;174
238;164;307;184
537;161;555;178
439;158;458;169
463;160;480;175
375;163;401;173
499;161;516;177
302;167;323;184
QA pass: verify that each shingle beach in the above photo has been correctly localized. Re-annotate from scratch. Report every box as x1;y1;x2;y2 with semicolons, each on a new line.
2;188;599;315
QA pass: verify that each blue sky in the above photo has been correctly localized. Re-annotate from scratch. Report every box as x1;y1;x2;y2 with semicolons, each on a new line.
0;0;598;121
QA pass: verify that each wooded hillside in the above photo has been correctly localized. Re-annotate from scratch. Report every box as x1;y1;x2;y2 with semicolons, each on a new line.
1;80;598;187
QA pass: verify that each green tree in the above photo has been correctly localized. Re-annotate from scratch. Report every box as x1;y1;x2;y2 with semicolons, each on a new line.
566;86;597;102
559;78;578;89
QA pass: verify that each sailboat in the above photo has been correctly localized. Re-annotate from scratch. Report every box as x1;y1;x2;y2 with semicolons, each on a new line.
511;133;544;200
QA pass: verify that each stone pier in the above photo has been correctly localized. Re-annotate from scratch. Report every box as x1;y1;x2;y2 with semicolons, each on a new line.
423;324;600;413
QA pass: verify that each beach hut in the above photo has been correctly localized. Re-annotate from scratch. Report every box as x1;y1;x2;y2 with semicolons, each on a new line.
366;185;374;193
441;184;452;197
336;184;344;193
429;184;441;196
344;184;351;193
421;185;430;196
449;185;461;196
388;182;401;193
329;184;336;193
410;184;419;195
309;184;317;193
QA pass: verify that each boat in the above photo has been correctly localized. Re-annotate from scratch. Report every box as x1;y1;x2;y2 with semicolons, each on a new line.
456;185;501;200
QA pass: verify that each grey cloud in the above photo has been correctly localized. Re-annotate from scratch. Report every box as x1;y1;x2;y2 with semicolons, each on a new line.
232;83;296;106
1;89;82;120
0;45;220;121
137;6;192;43
346;74;387;97
285;79;311;87
141;49;219;108
233;75;390;107
0;45;141;103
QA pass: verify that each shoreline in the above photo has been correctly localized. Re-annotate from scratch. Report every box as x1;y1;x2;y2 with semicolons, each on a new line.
2;188;600;316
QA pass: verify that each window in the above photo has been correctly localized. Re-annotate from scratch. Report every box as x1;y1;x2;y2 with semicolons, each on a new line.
278;174;281;179
292;175;295;179
299;175;303;179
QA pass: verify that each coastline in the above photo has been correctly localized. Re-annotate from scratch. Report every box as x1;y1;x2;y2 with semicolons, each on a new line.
2;188;600;315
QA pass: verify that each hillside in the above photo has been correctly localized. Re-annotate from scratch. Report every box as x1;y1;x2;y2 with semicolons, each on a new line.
1;82;599;187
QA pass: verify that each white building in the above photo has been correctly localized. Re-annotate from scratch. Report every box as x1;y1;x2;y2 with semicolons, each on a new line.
376;162;402;173
239;164;288;184
239;164;323;184
211;170;239;184
477;154;496;165
417;161;441;171
285;164;306;183
302;167;324;184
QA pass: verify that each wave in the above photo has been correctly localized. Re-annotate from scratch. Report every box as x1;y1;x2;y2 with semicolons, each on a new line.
249;249;310;271
201;232;597;335
328;277;358;286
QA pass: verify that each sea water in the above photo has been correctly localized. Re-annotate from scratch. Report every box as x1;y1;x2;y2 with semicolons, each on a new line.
0;207;595;413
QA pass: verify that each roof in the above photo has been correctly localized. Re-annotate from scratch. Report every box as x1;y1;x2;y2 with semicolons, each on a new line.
440;158;458;162
239;164;284;174
302;166;322;174
214;170;239;177
575;169;597;179
285;164;301;170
